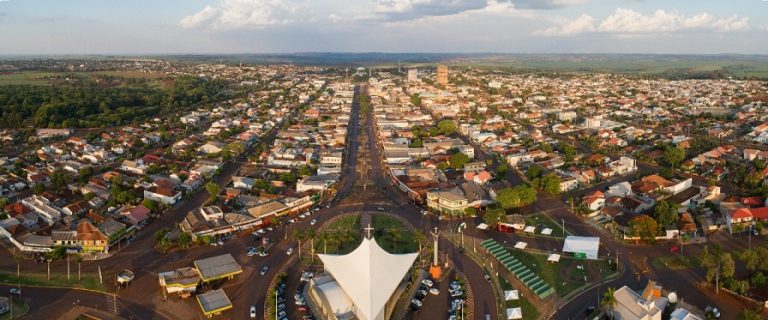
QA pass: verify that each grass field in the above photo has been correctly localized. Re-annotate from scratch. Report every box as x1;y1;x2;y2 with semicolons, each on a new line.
524;214;569;238
504;248;613;297
0;271;106;292
651;255;700;270
371;214;419;254
498;275;540;320
0;70;165;87
314;215;361;255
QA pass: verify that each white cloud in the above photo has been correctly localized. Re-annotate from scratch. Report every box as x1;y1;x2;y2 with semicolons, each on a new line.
512;0;587;10
180;0;308;30
533;14;594;36
374;0;488;21
535;8;751;36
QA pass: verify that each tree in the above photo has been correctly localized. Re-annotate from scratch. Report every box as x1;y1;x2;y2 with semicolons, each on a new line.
205;182;220;204
496;188;520;210
540;143;553;153
449;152;470;170
294;228;306;256
437;119;457;135
0;197;10;209
50;169;70;189
483;207;506;227
601;287;617;320
495;163;508;175
740;249;759;271
142;198;159;212
178;232;192;249
559;142;576;162
663;146;685;170
525;165;543;181
389;229;402;253
541;173;561;195
464;207;477;217
413;230;426;253
514;185;537;207
653;201;679;229
701;245;735;293
736;309;762;320
33;183;45;194
628;215;659;243
298;165;313;177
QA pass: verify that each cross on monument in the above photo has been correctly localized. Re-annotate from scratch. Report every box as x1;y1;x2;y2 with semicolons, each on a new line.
364;223;375;239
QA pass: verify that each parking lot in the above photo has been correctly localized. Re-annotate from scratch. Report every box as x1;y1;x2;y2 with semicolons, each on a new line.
409;271;467;320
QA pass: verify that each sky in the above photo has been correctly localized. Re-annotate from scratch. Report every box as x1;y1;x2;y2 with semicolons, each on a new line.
1;0;767;55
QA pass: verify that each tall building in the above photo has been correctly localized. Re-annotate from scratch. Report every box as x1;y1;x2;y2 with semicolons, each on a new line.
407;68;418;82
436;64;448;85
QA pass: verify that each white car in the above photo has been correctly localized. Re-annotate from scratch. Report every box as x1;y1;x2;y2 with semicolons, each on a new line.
421;279;434;288
429;287;440;295
286;248;294;255
310;219;317;226
249;305;257;318
299;214;307;219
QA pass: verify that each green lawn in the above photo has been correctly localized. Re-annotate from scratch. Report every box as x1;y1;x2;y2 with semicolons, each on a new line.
498;275;540;320
0;272;105;292
0;299;29;320
314;215;361;255
524;214;569;238
651;255;700;270
371;215;418;254
504;249;611;297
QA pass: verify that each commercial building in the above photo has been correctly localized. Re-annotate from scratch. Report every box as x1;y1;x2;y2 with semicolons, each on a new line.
436;65;448;85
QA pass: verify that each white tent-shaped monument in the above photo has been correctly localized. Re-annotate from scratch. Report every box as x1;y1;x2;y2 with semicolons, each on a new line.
318;237;418;320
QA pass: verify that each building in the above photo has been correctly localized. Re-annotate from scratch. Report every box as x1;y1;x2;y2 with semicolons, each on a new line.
426;188;467;215
407;68;418;82
196;289;233;318
436;64;448;85
159;267;201;296
193;254;243;283
310;236;418;320
611;285;668;320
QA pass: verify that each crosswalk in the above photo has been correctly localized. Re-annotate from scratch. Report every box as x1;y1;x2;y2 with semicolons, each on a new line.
105;293;119;315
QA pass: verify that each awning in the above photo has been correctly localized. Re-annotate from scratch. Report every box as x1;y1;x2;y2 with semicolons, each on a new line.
504;290;519;301
514;242;527;250
523;226;536;233
507;307;523;319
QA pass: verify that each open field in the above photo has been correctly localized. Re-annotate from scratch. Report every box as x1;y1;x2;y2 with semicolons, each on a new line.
0;70;165;86
498;275;540;320
0;271;106;292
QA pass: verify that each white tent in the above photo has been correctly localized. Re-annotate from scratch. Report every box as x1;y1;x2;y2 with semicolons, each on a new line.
504;290;519;301
547;254;561;263
541;228;553;235
506;307;523;319
476;223;489;230
318;237;418;320
562;236;600;260
523;226;536;233
514;242;527;250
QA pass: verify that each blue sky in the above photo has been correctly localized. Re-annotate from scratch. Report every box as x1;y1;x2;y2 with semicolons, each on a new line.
1;0;767;54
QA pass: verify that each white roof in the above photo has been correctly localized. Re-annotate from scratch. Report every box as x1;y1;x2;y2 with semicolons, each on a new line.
514;242;527;250
507;307;523;319
476;223;489;230
316;280;354;316
319;237;418;320
504;290;519;301
562;236;601;260
547;254;561;263
523;226;536;233
541;228;553;235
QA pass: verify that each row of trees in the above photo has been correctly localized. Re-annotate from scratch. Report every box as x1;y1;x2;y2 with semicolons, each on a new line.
525;165;561;195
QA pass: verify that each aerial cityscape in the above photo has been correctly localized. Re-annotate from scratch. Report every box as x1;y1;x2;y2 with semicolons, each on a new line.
1;1;768;320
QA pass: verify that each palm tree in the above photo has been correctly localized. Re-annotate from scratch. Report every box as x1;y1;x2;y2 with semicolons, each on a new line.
293;228;306;256
306;229;317;261
601;287;617;320
320;232;329;254
389;229;402;253
413;230;426;253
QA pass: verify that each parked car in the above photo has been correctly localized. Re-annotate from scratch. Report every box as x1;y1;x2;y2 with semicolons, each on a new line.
421;279;434;288
260;265;269;275
429;288;440;295
705;306;720;318
250;305;257;318
377;207;384;211
287;248;294;255
9;288;20;295
310;219;317;226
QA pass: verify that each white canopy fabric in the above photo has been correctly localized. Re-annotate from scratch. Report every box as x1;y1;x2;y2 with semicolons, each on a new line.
541;228;553;235
547;254;561;263
507;307;523;319
562;236;600;260
514;242;527;250
476;223;489;230
504;290;519;301
318;237;418;320
523;226;536;233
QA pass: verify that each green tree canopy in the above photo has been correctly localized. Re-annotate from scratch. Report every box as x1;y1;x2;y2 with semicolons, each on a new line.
629;215;659;243
437;119;457;135
653;201;679;229
449;152;470;170
663;146;685;169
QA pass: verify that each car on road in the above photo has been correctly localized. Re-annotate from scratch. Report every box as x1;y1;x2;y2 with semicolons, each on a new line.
278;311;286;318
299;213;307;219
429;288;440;295
287;248;294;255
585;306;595;315
247;248;258;257
249;305;257;318
377;207;384;211
9;288;20;295
421;279;434;288
266;227;274;231
416;289;427;297
258;251;269;257
705;306;720;318
260;265;269;275
669;245;679;253
484;273;491;281
310;219;317;226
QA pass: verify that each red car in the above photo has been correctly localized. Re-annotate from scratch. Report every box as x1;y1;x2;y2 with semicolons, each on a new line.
669;245;679;253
